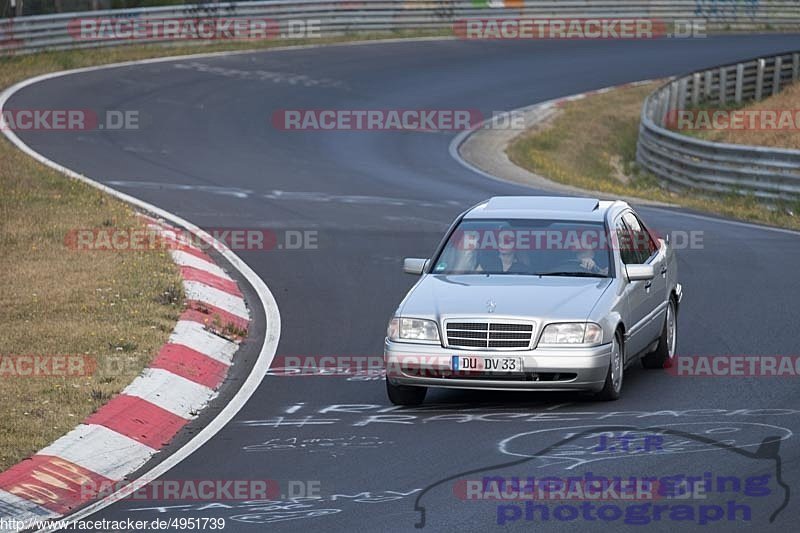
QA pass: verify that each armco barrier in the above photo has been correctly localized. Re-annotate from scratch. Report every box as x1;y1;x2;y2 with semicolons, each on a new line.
2;1;800;56
637;51;800;200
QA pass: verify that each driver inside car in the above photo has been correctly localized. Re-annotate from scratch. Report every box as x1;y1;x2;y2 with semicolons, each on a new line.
477;239;529;274
576;248;609;276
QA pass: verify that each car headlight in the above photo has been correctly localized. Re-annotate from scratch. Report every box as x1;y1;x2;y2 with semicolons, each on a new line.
387;317;440;343
540;322;603;345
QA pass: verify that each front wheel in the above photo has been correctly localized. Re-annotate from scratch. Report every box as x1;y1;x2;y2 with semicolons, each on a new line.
386;379;427;406
596;331;624;401
642;298;677;369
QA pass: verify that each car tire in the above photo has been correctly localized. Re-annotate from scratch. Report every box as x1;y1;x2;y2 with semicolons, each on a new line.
386;379;427;406
642;298;677;369
596;331;624;401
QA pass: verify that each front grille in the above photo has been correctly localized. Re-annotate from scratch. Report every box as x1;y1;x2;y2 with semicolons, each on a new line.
446;322;533;350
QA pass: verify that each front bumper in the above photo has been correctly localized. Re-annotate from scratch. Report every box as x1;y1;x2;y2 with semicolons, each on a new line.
384;339;611;392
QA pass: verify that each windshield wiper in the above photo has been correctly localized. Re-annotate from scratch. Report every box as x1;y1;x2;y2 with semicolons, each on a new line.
535;271;607;278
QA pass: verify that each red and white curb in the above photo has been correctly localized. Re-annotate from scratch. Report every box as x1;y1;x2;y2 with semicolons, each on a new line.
0;214;250;530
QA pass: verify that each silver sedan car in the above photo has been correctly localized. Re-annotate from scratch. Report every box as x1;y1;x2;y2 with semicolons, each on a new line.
384;196;682;405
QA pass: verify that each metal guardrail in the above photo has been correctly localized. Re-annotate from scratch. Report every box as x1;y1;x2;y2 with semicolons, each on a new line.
637;51;800;200
2;1;800;56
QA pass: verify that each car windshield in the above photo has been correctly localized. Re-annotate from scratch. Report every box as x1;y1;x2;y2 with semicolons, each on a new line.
432;219;612;277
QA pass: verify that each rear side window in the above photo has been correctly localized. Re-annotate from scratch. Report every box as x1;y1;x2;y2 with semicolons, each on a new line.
622;212;657;263
615;218;639;265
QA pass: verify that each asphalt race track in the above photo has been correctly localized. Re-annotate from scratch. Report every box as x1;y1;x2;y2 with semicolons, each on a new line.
9;35;800;532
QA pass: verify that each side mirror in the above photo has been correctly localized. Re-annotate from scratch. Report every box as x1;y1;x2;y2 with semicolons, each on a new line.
626;264;655;282
403;258;428;275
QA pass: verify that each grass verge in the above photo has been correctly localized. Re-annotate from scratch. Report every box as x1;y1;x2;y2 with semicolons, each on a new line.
686;82;800;150
0;145;184;471
507;82;800;230
0;29;449;83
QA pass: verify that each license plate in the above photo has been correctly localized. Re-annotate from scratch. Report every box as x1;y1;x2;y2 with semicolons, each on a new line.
452;356;523;373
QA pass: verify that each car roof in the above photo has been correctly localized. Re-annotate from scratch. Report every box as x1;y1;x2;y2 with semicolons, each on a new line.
464;196;628;222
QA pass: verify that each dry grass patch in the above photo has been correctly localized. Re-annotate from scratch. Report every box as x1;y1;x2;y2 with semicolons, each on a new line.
691;82;800;150
507;82;800;230
0;140;184;470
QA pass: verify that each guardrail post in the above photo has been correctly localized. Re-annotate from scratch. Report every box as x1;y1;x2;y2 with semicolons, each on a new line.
793;53;800;82
654;93;663;125
691;72;701;106
677;78;688;110
704;70;713;100
668;81;679;116
734;63;744;103
660;91;672;126
772;56;783;96
755;58;765;100
718;67;727;105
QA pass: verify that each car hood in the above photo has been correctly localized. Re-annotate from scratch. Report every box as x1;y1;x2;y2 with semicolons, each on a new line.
400;274;612;322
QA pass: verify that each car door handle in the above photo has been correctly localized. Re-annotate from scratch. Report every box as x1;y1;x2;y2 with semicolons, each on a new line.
644;280;652;290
